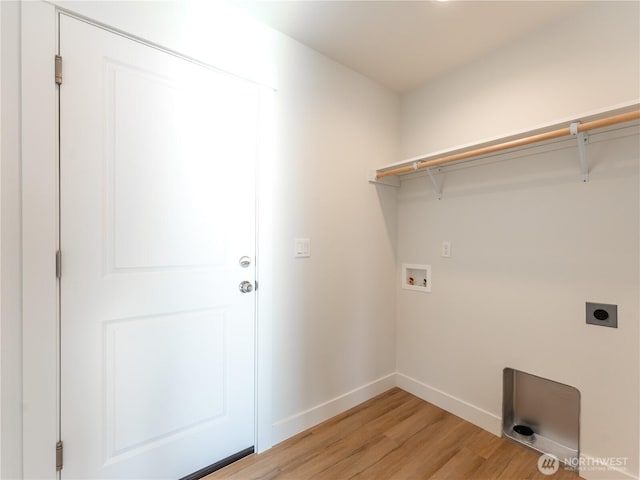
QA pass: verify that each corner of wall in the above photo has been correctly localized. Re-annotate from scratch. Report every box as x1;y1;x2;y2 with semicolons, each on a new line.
271;374;397;445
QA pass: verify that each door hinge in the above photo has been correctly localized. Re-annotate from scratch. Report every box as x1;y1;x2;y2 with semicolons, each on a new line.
55;55;63;85
56;440;63;471
56;250;62;279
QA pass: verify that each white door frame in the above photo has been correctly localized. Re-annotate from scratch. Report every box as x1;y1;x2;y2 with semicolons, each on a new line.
21;2;274;477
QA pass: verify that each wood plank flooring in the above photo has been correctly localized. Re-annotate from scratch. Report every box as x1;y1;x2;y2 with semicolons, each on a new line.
206;388;582;480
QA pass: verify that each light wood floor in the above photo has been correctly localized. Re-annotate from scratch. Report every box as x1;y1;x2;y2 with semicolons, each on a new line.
206;388;582;480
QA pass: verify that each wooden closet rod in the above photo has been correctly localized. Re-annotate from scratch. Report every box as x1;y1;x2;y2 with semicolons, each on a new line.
376;110;640;180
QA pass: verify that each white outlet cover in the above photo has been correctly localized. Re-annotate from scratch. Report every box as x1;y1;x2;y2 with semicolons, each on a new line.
441;241;451;258
294;238;310;258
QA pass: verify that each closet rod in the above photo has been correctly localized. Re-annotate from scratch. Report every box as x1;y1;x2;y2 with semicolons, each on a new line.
376;110;640;180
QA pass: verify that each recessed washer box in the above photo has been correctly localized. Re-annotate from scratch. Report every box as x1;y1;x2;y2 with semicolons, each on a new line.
586;302;617;328
401;264;431;292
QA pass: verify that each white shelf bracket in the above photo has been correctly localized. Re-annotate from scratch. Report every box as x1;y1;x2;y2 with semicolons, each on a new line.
367;170;400;187
426;167;443;200
570;122;590;182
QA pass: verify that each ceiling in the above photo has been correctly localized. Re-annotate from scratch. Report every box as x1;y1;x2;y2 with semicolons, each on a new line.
231;1;588;93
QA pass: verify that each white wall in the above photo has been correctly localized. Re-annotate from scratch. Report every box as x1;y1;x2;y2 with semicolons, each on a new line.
1;2;3;474
396;2;639;479
400;1;640;157
1;2;24;479
268;32;398;437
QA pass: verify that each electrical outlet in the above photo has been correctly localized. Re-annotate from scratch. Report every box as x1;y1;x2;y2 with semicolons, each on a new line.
441;241;451;258
586;302;617;328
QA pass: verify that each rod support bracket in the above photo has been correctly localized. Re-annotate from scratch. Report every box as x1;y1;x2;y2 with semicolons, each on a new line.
426;168;443;200
570;122;590;182
368;170;400;187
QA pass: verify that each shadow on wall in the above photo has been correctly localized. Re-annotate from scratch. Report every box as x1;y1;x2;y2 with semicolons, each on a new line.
374;184;399;262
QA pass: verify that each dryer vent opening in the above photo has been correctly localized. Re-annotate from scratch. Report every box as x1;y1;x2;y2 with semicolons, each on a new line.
502;368;580;468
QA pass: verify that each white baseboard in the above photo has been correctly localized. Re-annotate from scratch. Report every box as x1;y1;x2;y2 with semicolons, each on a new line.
271;373;397;445
578;454;638;480
395;372;502;436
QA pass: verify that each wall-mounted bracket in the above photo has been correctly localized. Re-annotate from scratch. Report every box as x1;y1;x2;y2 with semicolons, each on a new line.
426;167;443;200
368;170;400;187
570;122;590;182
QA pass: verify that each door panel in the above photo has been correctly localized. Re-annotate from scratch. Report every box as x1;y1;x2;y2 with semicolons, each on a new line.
60;14;257;479
104;310;226;460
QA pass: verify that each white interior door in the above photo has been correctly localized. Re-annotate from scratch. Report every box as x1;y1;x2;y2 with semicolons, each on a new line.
59;14;258;479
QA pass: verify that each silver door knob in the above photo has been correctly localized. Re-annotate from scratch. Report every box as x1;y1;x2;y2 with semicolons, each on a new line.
239;281;254;293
